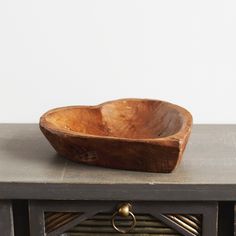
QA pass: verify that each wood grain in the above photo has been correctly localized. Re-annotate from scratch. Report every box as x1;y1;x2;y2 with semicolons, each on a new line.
40;98;192;173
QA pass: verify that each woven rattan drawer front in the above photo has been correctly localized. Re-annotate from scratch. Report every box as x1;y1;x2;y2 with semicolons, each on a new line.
45;212;201;236
29;201;218;236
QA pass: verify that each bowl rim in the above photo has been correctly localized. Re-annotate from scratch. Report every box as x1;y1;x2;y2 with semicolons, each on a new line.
40;98;193;146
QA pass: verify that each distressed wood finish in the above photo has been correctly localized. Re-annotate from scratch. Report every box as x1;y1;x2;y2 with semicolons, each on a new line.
29;201;217;236
40;98;192;173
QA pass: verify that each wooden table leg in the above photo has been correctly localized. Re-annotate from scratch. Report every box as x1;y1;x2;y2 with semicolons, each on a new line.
0;200;14;236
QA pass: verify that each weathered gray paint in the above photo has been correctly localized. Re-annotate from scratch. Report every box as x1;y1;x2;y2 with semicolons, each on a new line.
0;124;236;201
0;201;14;236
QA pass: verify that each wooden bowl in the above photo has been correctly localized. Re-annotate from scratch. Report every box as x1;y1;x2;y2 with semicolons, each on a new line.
40;98;192;173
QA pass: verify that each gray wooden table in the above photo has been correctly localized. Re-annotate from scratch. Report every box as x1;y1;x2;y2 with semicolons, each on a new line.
0;124;236;235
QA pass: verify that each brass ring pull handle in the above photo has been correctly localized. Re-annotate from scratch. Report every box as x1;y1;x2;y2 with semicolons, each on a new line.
111;203;136;234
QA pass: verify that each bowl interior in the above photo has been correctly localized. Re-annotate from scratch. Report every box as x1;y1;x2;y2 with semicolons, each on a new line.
43;100;184;139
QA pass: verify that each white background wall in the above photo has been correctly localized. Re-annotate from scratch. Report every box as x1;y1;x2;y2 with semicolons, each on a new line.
0;0;235;123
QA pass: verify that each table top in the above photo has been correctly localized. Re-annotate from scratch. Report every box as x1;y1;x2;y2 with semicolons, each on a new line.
0;124;236;201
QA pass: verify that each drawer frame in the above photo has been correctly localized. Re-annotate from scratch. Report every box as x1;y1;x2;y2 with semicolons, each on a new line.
29;200;218;236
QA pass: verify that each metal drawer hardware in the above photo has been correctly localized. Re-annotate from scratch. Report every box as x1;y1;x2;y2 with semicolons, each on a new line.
111;203;136;234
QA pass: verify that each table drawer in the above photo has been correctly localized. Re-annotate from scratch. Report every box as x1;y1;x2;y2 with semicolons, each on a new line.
29;201;218;236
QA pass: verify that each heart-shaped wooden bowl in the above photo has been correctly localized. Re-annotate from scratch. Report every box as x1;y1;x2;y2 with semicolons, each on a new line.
40;98;192;173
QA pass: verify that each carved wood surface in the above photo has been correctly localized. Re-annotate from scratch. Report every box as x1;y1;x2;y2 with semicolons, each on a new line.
40;98;192;173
